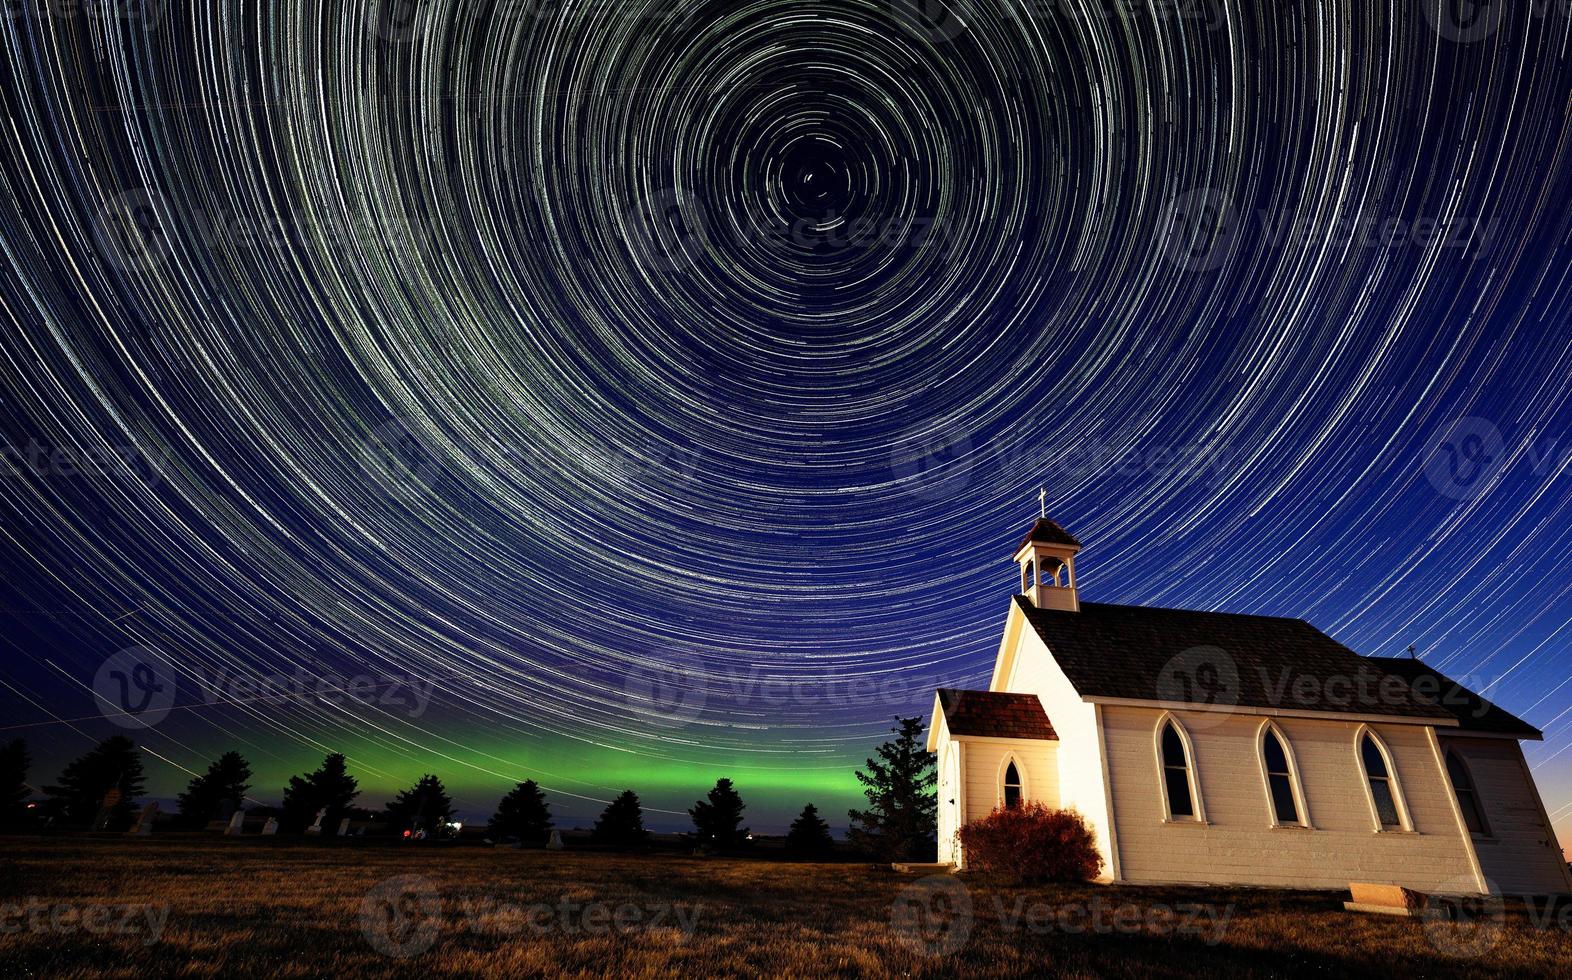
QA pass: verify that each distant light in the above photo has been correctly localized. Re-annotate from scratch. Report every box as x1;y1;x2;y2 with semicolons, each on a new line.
402;829;412;838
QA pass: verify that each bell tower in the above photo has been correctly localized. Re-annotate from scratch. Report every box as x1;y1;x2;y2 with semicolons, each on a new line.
1013;513;1082;612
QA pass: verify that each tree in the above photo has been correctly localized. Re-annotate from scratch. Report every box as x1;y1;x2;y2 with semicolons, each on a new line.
688;778;749;851
489;779;552;844
176;751;252;828
43;736;145;830
592;789;648;849
280;753;359;832
784;803;836;857
847;716;936;861
1;739;32;830
383;773;454;833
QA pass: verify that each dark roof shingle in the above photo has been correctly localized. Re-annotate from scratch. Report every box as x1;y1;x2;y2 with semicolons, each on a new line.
1015;597;1458;723
1016;518;1082;551
1364;658;1541;739
936;689;1057;740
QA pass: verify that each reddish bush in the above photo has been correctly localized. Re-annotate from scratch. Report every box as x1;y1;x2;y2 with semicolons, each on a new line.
955;803;1102;883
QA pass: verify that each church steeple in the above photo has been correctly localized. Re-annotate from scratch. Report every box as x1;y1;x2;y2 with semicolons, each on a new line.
1013;516;1082;612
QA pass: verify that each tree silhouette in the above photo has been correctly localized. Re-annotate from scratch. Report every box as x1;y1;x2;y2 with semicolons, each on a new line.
592;789;648;849
688;777;749;850
847;716;936;861
43;736;145;830
280;753;359;832
784;803;835;857
176;751;252;828
1;739;32;830
383;773;454;833
489;779;552;844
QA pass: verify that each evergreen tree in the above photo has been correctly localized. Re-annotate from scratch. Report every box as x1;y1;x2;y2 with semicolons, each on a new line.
176;751;252;828
280;753;360;832
383;773;454;833
43;736;145;830
488;779;552;844
688;777;749;850
592;789;648;849
784;803;836;857
1;739;32;830
847;717;937;861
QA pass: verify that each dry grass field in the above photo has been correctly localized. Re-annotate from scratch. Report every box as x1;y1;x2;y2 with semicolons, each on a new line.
1;835;1568;977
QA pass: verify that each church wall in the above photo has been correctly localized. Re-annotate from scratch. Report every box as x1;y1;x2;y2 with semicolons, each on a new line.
1439;735;1572;895
1100;705;1481;892
997;620;1117;878
959;739;1060;824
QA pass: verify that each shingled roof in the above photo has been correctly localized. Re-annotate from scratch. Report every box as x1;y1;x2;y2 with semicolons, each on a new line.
936;688;1058;740
1014;597;1459;724
1015;518;1081;552
1366;657;1541;739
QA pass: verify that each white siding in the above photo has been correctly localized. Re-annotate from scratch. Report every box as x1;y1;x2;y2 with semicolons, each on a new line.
1441;736;1572;895
1101;705;1480;892
996;611;1119;879
960;739;1060;823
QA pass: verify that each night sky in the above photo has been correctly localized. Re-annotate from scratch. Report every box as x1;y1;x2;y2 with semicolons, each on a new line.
1;2;1570;840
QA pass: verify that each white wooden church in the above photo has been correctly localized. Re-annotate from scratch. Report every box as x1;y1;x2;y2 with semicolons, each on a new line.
928;518;1571;895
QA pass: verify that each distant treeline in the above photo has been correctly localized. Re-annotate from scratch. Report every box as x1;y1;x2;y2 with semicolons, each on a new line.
0;717;935;860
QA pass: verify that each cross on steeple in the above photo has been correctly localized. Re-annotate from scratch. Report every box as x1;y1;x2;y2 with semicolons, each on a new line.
1039;488;1047;518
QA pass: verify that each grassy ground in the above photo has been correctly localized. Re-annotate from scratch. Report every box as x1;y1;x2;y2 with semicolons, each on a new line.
1;836;1568;977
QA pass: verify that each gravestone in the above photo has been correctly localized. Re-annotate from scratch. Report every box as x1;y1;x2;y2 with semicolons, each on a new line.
305;808;327;836
224;810;246;835
337;817;351;837
127;801;159;836
261;817;279;836
546;829;564;851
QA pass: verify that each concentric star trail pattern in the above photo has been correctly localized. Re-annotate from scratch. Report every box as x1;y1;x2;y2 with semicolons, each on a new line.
1;1;1571;834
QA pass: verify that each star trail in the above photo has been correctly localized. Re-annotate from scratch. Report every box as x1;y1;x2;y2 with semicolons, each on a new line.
1;1;1570;835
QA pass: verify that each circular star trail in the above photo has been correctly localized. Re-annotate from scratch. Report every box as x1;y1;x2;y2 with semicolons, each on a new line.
1;1;1570;827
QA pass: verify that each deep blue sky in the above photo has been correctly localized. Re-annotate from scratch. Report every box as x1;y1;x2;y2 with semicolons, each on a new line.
1;3;1569;840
